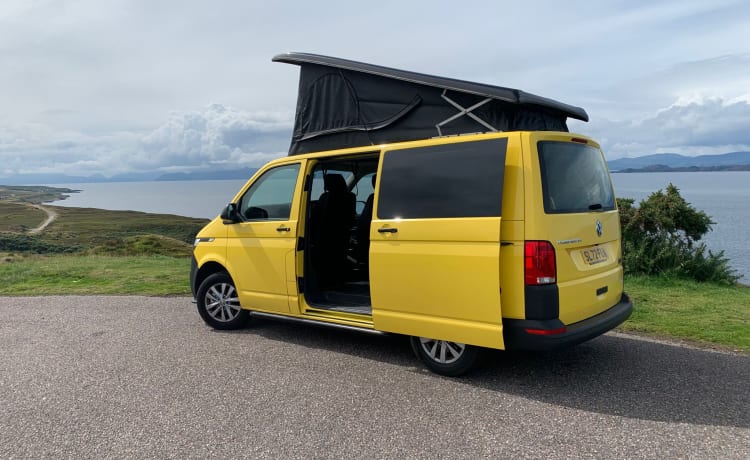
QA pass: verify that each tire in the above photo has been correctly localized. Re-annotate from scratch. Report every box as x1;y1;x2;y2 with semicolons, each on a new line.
410;336;482;377
196;272;250;330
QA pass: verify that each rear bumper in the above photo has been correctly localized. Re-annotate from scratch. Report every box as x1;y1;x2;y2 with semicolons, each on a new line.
503;293;633;351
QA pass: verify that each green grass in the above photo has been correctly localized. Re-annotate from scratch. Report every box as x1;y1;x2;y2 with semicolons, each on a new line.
0;202;47;232
0;255;191;295
620;275;750;352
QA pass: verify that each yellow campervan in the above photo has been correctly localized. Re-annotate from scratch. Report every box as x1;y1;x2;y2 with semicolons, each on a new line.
190;53;632;376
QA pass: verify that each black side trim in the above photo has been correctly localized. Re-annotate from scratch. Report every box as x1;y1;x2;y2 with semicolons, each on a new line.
504;293;633;351
525;284;559;320
189;256;198;297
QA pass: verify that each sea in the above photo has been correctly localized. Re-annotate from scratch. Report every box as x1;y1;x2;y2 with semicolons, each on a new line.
47;171;750;283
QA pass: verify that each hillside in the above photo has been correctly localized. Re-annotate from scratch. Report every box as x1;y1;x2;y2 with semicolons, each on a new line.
608;151;750;172
0;186;208;259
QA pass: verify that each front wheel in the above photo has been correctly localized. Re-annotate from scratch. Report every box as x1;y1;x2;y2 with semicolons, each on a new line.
196;272;250;330
410;336;483;376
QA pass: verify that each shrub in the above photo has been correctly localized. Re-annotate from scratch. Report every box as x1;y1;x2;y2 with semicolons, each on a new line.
89;234;193;257
0;233;81;254
617;184;738;284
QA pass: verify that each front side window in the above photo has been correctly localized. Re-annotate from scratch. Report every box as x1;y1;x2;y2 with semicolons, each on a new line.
537;141;615;214
377;138;507;219
238;163;300;220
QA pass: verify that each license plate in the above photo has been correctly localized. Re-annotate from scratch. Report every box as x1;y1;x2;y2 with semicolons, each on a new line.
582;247;608;265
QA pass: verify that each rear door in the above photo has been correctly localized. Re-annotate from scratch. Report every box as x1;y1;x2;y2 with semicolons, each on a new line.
369;137;508;349
523;133;623;325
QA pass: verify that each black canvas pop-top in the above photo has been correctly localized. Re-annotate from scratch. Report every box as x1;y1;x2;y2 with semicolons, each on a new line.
273;52;589;155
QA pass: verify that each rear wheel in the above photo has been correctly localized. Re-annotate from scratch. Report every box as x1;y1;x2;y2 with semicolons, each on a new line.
196;272;250;330
410;336;482;376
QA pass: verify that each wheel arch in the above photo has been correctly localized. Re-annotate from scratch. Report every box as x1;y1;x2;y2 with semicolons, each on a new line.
195;261;232;292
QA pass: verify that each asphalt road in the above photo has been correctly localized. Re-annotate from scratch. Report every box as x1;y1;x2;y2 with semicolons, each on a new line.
1;296;748;459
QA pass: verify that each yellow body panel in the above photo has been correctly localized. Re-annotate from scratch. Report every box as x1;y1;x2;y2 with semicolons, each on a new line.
193;218;228;273
225;221;297;313
558;265;624;324
369;218;504;349
497;134;526;321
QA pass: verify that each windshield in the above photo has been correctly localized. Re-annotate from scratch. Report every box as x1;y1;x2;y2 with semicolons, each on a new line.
537;141;615;214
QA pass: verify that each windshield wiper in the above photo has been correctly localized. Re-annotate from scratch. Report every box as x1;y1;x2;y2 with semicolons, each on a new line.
588;203;603;211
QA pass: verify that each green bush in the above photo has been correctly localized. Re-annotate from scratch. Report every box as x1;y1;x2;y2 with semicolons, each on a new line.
89;234;193;257
0;233;81;254
617;184;738;284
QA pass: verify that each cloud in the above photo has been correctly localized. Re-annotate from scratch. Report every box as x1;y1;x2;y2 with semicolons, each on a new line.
137;104;292;171
581;53;750;121
2;1;749;175
0;104;292;177
576;97;750;158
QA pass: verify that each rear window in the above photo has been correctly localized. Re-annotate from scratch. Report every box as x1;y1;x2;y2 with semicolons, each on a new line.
537;141;615;214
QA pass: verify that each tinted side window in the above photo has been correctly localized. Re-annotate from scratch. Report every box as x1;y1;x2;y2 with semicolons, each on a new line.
537;142;615;214
378;139;507;219
238;163;300;220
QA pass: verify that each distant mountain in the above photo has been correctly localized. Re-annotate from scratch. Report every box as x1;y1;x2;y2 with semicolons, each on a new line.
608;152;750;172
0;173;110;185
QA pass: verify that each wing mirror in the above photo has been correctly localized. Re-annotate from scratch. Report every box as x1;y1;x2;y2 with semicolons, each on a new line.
221;203;240;224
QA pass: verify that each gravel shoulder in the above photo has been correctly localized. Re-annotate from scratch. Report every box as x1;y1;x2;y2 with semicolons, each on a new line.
1;296;748;459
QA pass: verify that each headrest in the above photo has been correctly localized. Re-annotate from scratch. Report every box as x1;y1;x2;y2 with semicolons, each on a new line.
324;174;348;193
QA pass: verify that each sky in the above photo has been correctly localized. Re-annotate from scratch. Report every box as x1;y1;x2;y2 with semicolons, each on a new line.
1;0;749;178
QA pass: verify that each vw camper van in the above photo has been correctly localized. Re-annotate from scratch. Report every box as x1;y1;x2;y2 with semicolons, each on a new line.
190;53;632;376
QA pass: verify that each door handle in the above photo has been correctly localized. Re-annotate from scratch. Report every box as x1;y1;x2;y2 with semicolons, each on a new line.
377;227;398;234
276;226;291;232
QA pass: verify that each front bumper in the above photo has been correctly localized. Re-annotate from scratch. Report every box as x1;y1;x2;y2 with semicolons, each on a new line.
503;293;633;351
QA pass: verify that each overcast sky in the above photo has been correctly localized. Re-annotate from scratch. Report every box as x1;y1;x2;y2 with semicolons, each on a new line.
1;0;749;177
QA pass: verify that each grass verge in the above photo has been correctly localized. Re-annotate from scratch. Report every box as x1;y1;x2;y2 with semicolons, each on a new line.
621;275;750;352
0;255;191;296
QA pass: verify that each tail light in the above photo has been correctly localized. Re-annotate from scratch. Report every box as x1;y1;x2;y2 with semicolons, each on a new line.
525;241;556;285
524;326;567;335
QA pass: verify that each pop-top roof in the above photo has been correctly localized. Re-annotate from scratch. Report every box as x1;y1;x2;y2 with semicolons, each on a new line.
273;52;589;155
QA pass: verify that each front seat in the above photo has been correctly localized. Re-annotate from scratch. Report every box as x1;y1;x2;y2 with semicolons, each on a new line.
311;173;356;288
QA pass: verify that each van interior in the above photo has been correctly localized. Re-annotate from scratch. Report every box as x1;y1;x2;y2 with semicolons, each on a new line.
303;154;379;316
